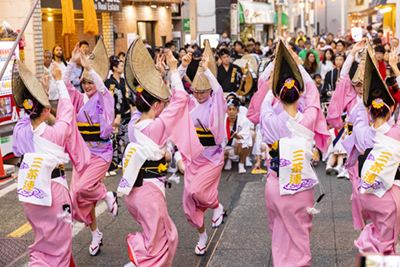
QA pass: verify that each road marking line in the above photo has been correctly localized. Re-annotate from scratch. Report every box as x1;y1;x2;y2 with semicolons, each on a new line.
0;183;17;198
7;222;32;237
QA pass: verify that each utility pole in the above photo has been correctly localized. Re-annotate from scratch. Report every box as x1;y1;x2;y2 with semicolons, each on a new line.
230;0;239;41
189;0;197;44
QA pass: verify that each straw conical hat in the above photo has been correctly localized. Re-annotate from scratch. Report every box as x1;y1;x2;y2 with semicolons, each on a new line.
190;65;211;91
204;39;217;77
125;36;171;101
81;37;109;82
272;40;304;97
351;49;366;86
12;60;50;108
363;47;394;107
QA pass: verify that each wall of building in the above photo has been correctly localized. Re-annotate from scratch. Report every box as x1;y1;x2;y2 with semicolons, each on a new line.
1;0;36;74
113;3;172;54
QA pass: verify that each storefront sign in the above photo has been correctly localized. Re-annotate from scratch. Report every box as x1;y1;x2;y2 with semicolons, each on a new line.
183;19;190;32
94;0;122;12
231;4;239;39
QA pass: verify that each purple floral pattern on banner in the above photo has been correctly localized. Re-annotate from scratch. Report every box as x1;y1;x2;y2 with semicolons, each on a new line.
279;159;291;167
367;154;375;161
96;100;104;115
18;187;49;199
283;178;318;191
119;178;131;188
20;162;29;169
361;180;386;190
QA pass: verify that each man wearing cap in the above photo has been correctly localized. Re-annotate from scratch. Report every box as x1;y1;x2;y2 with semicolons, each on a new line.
298;40;320;63
217;49;245;93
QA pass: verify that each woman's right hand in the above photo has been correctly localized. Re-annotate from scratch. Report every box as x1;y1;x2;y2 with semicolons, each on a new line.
71;43;81;64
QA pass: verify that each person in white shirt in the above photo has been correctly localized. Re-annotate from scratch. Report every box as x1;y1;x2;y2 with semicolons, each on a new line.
223;97;253;173
48;45;68;113
318;48;334;82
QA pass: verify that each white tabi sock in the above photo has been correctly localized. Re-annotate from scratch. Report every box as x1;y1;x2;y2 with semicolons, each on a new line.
198;231;208;248
92;228;102;237
104;191;114;208
213;203;223;219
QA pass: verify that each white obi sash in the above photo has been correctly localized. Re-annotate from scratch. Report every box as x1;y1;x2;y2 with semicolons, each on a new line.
278;117;319;195
360;132;400;198
17;135;69;206
118;119;167;196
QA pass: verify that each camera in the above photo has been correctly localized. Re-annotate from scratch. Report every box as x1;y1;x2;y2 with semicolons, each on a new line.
386;75;397;87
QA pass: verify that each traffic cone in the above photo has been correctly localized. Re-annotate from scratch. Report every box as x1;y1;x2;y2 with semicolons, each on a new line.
0;146;13;182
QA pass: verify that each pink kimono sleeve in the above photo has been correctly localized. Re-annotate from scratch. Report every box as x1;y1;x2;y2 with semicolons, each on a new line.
143;91;203;166
326;75;357;130
301;81;330;152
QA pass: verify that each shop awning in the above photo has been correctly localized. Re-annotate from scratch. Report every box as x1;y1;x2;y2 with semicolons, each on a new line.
239;1;275;25
275;12;288;26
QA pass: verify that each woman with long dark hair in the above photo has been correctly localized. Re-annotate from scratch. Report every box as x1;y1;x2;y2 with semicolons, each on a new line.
303;51;318;78
105;56;133;175
318;49;334;81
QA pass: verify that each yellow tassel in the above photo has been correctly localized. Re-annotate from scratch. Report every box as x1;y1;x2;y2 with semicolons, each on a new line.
82;0;99;36
61;0;75;36
158;163;168;173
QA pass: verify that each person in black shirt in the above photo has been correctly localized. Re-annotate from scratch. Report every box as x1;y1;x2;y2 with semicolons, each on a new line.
104;56;134;175
217;49;245;93
322;53;346;102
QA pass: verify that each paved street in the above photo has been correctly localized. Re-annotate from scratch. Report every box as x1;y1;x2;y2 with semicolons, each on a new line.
1;161;361;267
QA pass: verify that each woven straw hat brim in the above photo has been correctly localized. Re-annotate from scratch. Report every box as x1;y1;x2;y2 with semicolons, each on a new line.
190;66;211;92
124;41;136;93
81;37;109;82
363;48;394;107
242;54;258;72
272;40;304;97
126;37;171;101
204;40;217;77
351;50;366;86
12;60;50;108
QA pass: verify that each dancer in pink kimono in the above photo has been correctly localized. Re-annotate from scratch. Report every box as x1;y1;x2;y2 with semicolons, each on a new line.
121;39;202;267
349;49;400;254
327;41;367;230
13;62;79;266
181;41;228;255
260;41;329;267
65;42;118;256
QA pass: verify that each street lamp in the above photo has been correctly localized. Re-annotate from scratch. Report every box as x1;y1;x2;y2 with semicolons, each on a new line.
300;2;305;9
